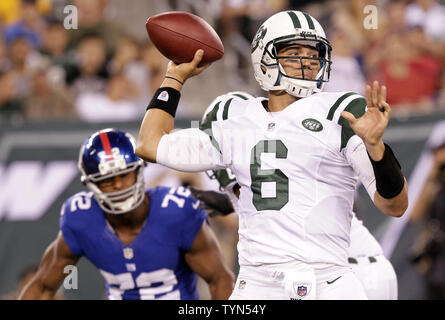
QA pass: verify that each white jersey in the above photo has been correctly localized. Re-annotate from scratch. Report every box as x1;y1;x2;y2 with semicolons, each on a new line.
157;91;377;269
348;214;383;258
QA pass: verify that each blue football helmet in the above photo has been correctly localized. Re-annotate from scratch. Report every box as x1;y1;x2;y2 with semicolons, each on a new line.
78;128;146;214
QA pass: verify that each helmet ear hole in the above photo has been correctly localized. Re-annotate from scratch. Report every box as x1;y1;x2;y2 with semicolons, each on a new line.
261;65;267;74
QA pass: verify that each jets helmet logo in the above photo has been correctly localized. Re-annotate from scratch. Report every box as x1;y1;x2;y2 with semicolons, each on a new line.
251;25;267;53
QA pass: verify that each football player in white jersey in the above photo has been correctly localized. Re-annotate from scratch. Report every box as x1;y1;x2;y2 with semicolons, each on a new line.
192;91;399;300
136;10;408;299
193;168;399;300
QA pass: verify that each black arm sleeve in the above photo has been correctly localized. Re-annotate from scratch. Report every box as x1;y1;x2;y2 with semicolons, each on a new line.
368;143;405;199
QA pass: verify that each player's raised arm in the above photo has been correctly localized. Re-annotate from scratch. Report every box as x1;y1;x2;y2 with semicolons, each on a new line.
135;50;210;163
342;81;408;217
18;232;79;299
184;222;235;299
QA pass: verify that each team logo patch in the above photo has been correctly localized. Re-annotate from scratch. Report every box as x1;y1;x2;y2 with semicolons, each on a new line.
267;122;276;131
98;147;121;162
302;118;323;132
238;280;246;289
300;30;316;37
97;148;127;175
123;247;134;260
157;90;169;101
297;286;307;297
293;281;312;298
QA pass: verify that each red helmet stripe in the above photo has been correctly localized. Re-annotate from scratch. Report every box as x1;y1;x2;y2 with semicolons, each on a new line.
99;131;114;159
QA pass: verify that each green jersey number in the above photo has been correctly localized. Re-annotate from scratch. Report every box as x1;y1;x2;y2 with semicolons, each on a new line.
250;140;289;211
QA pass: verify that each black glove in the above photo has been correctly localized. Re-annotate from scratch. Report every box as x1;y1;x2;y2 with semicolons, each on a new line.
189;187;234;217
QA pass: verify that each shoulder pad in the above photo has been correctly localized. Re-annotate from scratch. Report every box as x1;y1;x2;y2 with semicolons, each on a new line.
61;191;99;223
60;191;97;233
323;92;367;151
325;92;365;123
63;191;95;215
201;94;249;126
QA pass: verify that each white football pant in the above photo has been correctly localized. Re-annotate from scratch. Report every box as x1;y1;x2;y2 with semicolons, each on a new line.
229;264;368;300
348;254;398;300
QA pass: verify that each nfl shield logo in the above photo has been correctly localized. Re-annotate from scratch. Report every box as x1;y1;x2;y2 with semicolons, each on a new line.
158;90;169;101
297;285;307;297
123;247;134;260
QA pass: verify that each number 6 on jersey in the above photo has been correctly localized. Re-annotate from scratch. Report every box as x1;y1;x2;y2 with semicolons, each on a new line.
250;140;289;211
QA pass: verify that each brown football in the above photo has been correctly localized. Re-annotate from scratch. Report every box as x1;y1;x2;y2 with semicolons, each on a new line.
145;11;224;67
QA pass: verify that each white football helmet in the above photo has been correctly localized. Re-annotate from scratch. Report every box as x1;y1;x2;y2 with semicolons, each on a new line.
251;10;332;98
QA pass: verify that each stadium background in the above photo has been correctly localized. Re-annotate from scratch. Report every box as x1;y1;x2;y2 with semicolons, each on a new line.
0;0;444;299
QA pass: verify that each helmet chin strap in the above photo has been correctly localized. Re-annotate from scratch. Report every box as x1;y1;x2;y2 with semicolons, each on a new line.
86;182;127;215
85;168;145;215
112;197;138;213
281;75;317;98
92;184;143;215
277;63;322;98
284;80;314;98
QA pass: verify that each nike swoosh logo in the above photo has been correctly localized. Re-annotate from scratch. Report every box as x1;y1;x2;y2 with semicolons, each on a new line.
192;200;200;210
326;276;342;285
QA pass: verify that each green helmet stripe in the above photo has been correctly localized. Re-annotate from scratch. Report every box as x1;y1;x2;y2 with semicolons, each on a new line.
303;13;315;30
287;11;301;28
327;92;356;120
222;98;234;120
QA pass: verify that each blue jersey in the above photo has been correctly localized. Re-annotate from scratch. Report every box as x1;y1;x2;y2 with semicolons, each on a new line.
59;186;207;300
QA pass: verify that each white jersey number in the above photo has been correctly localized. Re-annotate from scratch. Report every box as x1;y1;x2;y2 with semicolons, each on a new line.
70;192;93;212
100;268;179;300
161;187;190;208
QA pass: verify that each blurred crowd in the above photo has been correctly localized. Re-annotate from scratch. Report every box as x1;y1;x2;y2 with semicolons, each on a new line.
0;0;444;124
0;0;170;125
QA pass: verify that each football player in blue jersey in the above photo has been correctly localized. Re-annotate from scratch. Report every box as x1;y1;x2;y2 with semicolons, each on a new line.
19;128;234;300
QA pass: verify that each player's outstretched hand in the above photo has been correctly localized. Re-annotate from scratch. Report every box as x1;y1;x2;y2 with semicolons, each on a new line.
165;49;211;85
189;187;234;217
341;81;391;147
